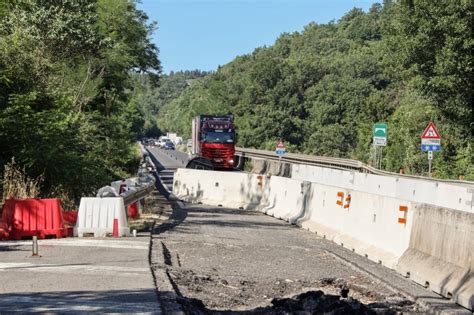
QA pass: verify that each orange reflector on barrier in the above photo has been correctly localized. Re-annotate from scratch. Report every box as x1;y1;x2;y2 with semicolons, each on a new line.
257;175;263;189
398;205;408;224
336;192;344;206
344;194;351;209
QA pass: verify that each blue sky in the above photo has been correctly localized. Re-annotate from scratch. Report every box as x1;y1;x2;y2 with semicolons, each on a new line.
138;0;378;73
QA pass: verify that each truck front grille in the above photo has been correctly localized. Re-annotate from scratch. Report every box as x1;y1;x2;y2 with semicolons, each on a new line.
202;148;234;168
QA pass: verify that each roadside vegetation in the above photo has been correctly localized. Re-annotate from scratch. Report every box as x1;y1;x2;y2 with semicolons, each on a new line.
1;159;43;203
0;0;161;204
134;70;210;138
150;1;473;179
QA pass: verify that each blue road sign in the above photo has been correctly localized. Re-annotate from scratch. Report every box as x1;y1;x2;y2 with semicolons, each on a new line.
422;144;441;152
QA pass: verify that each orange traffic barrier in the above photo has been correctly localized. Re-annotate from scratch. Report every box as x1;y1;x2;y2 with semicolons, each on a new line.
3;198;66;240
62;210;78;237
0;221;9;240
1;199;15;228
127;202;139;219
62;210;78;225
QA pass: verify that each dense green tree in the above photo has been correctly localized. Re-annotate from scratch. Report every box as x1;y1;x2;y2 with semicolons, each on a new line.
0;0;161;204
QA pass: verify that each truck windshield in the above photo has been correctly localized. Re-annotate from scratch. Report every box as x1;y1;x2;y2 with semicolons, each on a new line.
202;131;234;143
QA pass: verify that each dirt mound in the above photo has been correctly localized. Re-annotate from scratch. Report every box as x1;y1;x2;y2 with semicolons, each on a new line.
167;268;421;314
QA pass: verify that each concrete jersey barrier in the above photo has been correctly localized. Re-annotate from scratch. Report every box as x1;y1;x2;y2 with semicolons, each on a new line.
299;183;413;269
397;204;473;310
262;176;310;224
173;169;265;209
75;197;129;237
291;164;474;213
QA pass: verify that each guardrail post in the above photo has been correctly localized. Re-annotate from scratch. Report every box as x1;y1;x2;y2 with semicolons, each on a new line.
32;236;38;256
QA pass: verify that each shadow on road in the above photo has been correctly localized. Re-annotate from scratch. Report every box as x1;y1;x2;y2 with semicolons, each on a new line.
0;244;29;252
0;289;161;313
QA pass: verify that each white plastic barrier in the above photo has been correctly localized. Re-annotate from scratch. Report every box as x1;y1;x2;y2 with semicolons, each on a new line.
173;169;265;209
75;197;130;237
291;164;474;213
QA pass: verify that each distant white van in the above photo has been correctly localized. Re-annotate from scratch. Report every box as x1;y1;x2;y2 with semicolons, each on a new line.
174;137;183;145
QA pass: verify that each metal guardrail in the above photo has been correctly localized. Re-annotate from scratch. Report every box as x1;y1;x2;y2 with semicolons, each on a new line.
96;147;157;206
235;147;474;186
121;174;155;206
120;152;157;206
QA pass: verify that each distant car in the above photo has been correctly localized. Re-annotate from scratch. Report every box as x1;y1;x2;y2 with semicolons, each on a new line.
164;141;175;150
157;136;170;148
186;139;192;148
146;139;155;146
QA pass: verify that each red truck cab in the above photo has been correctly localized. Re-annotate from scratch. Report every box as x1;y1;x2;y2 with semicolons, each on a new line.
191;115;235;169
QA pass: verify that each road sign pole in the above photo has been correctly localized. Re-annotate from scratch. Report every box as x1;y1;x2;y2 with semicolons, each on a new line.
371;145;375;168
428;158;432;177
380;147;383;169
428;150;433;177
372;145;377;168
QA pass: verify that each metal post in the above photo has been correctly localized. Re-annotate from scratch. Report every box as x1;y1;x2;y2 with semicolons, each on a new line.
372;145;375;168
372;146;377;169
374;146;380;169
428;151;433;177
379;147;383;169
32;236;38;256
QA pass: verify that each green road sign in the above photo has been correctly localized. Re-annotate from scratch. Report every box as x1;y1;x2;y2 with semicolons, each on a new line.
373;123;387;146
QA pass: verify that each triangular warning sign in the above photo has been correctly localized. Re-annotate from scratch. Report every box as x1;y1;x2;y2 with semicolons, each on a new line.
421;122;441;139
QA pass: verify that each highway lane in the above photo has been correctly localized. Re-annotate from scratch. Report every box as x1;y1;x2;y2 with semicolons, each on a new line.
146;146;188;191
147;148;468;313
146;146;189;169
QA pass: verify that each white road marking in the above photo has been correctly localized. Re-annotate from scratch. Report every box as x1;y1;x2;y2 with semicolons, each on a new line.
0;263;149;276
0;239;148;250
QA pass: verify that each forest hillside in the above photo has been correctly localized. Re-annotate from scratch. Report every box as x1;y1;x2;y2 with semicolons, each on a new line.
152;1;473;179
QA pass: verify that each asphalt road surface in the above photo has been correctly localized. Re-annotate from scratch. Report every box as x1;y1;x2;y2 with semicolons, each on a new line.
147;146;188;191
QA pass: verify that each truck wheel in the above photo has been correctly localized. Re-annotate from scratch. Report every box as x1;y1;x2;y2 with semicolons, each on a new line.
186;157;214;170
